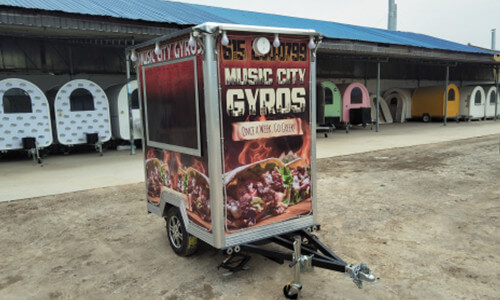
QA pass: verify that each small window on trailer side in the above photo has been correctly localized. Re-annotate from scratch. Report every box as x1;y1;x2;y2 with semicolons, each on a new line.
131;89;140;109
324;87;333;105
447;89;456;101
2;88;32;113
474;90;482;105
350;87;363;104
70;88;95;111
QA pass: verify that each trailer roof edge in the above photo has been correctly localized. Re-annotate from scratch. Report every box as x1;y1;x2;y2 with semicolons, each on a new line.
194;22;321;37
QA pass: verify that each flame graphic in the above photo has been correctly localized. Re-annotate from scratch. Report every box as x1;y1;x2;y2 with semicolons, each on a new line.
146;149;156;159
237;138;274;166
192;158;207;175
163;150;171;164
295;121;311;165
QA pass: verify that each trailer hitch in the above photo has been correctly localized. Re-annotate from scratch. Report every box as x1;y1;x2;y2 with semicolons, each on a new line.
240;228;376;297
345;262;376;289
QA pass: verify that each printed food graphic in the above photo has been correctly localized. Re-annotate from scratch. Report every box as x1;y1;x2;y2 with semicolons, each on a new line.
145;148;210;229
220;34;313;231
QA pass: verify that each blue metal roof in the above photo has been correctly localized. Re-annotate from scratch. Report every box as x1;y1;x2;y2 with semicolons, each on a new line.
0;0;492;55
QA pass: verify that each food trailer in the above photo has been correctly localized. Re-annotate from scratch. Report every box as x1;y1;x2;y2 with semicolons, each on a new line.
412;84;460;122
483;85;499;119
46;79;112;155
106;80;142;142
459;86;485;121
0;78;52;163
130;23;375;298
337;82;371;132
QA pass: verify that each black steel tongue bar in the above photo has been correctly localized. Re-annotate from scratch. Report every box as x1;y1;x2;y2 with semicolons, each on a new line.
218;228;376;298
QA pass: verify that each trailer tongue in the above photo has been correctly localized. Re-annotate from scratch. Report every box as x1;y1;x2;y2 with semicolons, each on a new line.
129;22;375;298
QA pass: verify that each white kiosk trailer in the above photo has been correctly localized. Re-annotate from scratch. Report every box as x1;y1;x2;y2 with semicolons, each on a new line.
0;78;52;163
47;79;112;155
129;23;375;298
106;80;142;142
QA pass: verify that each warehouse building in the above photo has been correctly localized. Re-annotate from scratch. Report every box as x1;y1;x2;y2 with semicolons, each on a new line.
0;0;499;156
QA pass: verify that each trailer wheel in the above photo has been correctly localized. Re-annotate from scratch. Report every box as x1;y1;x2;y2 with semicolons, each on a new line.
422;113;431;123
283;282;300;299
165;208;198;256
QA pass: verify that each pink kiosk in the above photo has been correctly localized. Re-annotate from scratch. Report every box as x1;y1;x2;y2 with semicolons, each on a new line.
337;82;371;133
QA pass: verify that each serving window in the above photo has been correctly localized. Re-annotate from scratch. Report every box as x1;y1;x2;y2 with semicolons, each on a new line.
351;87;363;104
142;56;201;156
70;88;95;111
474;90;482;105
3;88;32;113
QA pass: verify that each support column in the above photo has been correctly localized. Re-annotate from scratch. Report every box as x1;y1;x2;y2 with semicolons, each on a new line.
443;65;449;126
376;62;381;132
495;66;499;121
125;53;136;155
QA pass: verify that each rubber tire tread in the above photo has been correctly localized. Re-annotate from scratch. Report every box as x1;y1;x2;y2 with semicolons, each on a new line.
165;208;198;257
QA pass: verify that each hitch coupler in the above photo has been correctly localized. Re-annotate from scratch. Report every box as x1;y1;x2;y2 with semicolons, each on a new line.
345;262;376;289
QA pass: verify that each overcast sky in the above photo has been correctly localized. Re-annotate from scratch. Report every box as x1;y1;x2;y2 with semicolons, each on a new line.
176;0;499;50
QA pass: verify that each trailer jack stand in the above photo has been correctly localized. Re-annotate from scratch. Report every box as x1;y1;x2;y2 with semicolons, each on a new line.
283;235;314;299
28;146;42;165
345;262;376;289
94;139;103;156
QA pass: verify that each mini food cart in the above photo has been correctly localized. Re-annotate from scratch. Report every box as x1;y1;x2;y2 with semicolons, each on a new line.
129;23;374;298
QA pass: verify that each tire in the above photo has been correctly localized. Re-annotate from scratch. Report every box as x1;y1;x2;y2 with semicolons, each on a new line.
165;208;198;256
422;114;431;123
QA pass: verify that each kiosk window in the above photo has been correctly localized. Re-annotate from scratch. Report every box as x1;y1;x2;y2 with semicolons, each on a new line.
351;87;363;104
474;91;482;105
142;57;201;156
325;88;333;105
3;88;32;113
490;91;497;104
70;88;95;111
448;89;455;101
131;90;139;109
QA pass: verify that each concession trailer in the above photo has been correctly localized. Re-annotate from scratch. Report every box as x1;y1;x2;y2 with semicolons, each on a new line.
0;78;52;163
483;86;500;119
459;86;485;121
316;81;342;125
337;82;371;132
106;80;142;142
46;79;112;155
382;88;413;122
129;23;375;298
411;84;460;122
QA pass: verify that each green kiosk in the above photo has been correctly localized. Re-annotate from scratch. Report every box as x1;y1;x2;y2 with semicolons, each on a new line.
317;81;342;136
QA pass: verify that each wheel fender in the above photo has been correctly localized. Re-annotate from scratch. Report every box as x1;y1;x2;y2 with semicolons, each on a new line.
160;188;190;226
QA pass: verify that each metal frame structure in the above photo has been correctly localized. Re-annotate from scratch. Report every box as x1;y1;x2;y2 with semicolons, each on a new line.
127;23;375;297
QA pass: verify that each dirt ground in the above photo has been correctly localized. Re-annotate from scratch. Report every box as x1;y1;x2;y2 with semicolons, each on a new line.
1;135;499;299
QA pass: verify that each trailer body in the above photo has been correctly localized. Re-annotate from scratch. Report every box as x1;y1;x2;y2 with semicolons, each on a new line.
0;78;53;151
48;79;112;146
337;82;370;124
483;86;500;118
412;84;460;120
459;86;485;120
106;80;141;141
135;23;320;249
317;81;342;125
